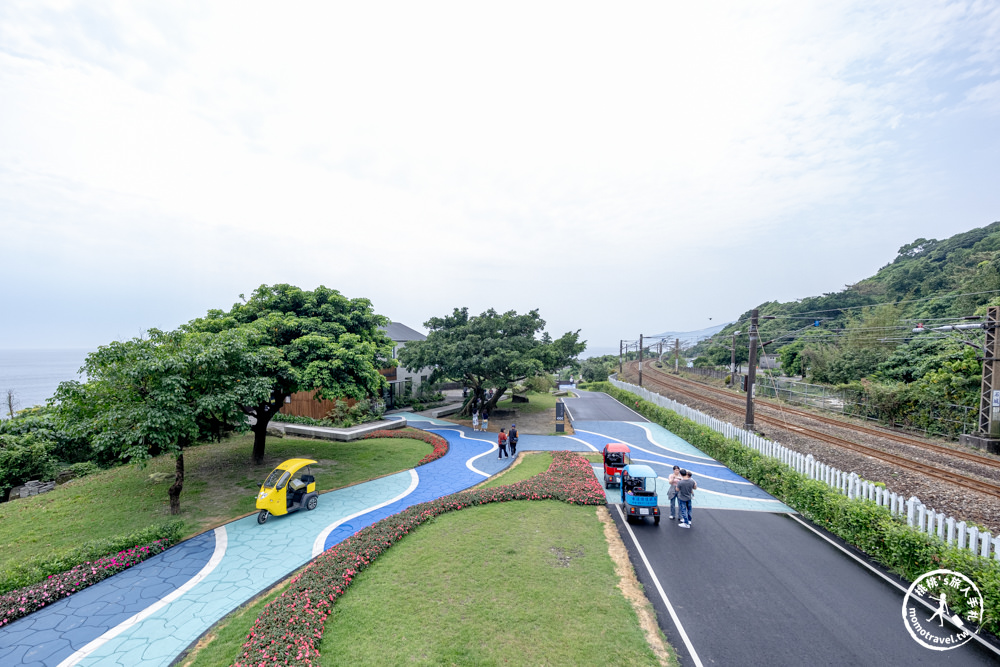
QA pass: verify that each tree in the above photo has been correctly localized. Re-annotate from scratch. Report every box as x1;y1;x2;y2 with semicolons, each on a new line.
55;328;274;514
5;388;18;419
580;357;613;383
398;307;585;415
183;284;395;464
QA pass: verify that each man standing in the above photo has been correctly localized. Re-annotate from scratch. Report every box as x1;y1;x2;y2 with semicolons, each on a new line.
498;428;508;459
676;469;697;528
508;423;518;456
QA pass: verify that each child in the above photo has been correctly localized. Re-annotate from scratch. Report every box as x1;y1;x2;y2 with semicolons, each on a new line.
472;409;479;431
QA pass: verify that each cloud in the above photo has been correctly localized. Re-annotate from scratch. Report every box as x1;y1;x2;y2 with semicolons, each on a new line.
2;0;999;348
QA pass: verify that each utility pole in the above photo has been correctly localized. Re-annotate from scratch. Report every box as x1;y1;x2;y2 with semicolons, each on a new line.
619;340;623;374
729;330;742;387
745;309;759;431
639;334;644;387
962;306;1000;453
673;338;680;374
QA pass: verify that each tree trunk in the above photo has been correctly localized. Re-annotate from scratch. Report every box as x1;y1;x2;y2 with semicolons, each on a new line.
250;395;285;464
168;453;184;515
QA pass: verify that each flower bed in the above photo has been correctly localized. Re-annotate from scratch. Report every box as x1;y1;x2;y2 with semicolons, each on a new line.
0;539;172;628
235;451;605;666
361;428;448;466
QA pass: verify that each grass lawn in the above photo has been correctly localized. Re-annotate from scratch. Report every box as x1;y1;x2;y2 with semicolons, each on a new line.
318;500;665;666
0;432;432;572
479;451;553;489
495;390;559;415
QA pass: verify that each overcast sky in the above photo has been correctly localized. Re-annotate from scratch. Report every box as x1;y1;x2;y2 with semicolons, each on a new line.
2;1;999;355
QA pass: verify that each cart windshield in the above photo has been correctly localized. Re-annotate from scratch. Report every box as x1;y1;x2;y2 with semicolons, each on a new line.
263;468;291;489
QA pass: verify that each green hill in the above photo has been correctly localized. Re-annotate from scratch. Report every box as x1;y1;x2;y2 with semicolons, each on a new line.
693;220;1000;438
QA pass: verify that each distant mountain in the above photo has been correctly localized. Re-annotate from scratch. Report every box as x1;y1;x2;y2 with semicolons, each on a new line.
648;323;730;346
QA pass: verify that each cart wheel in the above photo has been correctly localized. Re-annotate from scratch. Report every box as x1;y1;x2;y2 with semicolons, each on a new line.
654;516;661;525
605;481;611;489
257;510;269;525
306;495;318;511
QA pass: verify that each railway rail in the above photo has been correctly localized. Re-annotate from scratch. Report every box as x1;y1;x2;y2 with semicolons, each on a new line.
621;361;1000;501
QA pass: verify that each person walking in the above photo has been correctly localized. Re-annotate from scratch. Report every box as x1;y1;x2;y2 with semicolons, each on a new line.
481;407;490;432
498;428;508;459
667;465;681;520
471;408;479;432
676;469;697;528
508;423;518;457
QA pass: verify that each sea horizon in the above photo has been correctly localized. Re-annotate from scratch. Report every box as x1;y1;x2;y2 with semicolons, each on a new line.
0;348;93;417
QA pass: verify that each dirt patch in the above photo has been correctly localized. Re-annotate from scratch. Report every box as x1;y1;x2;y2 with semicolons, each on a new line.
597;505;674;666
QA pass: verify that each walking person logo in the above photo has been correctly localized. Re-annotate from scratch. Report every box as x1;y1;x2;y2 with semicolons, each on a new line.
901;569;983;651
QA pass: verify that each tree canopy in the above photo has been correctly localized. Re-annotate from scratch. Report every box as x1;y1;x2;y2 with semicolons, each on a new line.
397;307;585;414
55;328;275;513
183;284;395;463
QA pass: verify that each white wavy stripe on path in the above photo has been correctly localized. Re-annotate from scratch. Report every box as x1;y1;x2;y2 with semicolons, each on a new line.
57;527;229;667
559;436;599;452
631;457;754;485
692;488;791;503
575;428;726;469
427;428;496;477
311;469;420;558
631;423;715;461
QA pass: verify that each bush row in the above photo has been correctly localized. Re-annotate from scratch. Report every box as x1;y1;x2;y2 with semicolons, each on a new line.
360;428;448;466
0;536;176;628
0;520;184;596
234;451;605;666
593;382;1000;635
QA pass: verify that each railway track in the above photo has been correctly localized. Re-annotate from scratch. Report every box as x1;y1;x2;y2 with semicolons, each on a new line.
621;361;1000;501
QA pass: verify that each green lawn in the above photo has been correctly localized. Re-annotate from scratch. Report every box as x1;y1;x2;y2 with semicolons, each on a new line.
495;390;559;415
479;451;553;489
0;432;431;572
318;500;666;666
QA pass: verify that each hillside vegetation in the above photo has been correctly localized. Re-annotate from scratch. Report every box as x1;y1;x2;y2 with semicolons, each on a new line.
694;220;1000;437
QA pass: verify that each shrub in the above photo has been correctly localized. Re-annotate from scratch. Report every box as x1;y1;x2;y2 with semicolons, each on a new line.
234;452;604;666
0;434;58;498
524;374;555;393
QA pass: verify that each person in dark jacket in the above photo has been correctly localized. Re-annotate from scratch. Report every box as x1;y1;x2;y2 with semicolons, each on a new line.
508;423;518;456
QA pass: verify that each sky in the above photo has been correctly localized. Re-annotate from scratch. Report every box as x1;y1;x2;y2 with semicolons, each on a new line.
2;1;999;356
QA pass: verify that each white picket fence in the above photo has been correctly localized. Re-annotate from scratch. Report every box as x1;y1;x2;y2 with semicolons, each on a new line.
610;377;1000;561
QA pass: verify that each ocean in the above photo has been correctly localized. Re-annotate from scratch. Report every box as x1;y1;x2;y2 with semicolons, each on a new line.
0;348;92;417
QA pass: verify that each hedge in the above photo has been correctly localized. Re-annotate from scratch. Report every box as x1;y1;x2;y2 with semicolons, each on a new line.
0;520;185;595
592;382;1000;635
234;451;605;666
360;427;448;467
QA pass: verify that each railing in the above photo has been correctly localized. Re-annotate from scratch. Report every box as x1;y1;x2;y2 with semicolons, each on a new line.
610;376;1000;562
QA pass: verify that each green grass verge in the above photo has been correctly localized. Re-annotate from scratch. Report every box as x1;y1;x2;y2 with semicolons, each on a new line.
318;500;663;666
495;390;559;415
0;432;431;586
479;451;554;489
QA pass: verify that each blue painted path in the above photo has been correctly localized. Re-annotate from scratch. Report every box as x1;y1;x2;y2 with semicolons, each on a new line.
1;411;788;666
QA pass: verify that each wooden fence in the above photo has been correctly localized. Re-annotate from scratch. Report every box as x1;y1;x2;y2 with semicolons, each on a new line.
280;390;356;420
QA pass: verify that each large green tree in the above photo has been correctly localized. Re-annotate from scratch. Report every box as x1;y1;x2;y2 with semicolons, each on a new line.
55;328;275;513
183;284;395;464
398;307;585;415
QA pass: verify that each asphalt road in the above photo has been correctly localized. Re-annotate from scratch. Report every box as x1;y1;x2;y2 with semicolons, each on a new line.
570;389;1000;665
563;390;649;422
613;497;1000;665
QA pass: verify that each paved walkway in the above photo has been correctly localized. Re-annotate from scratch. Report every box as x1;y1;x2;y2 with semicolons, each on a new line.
1;409;786;666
